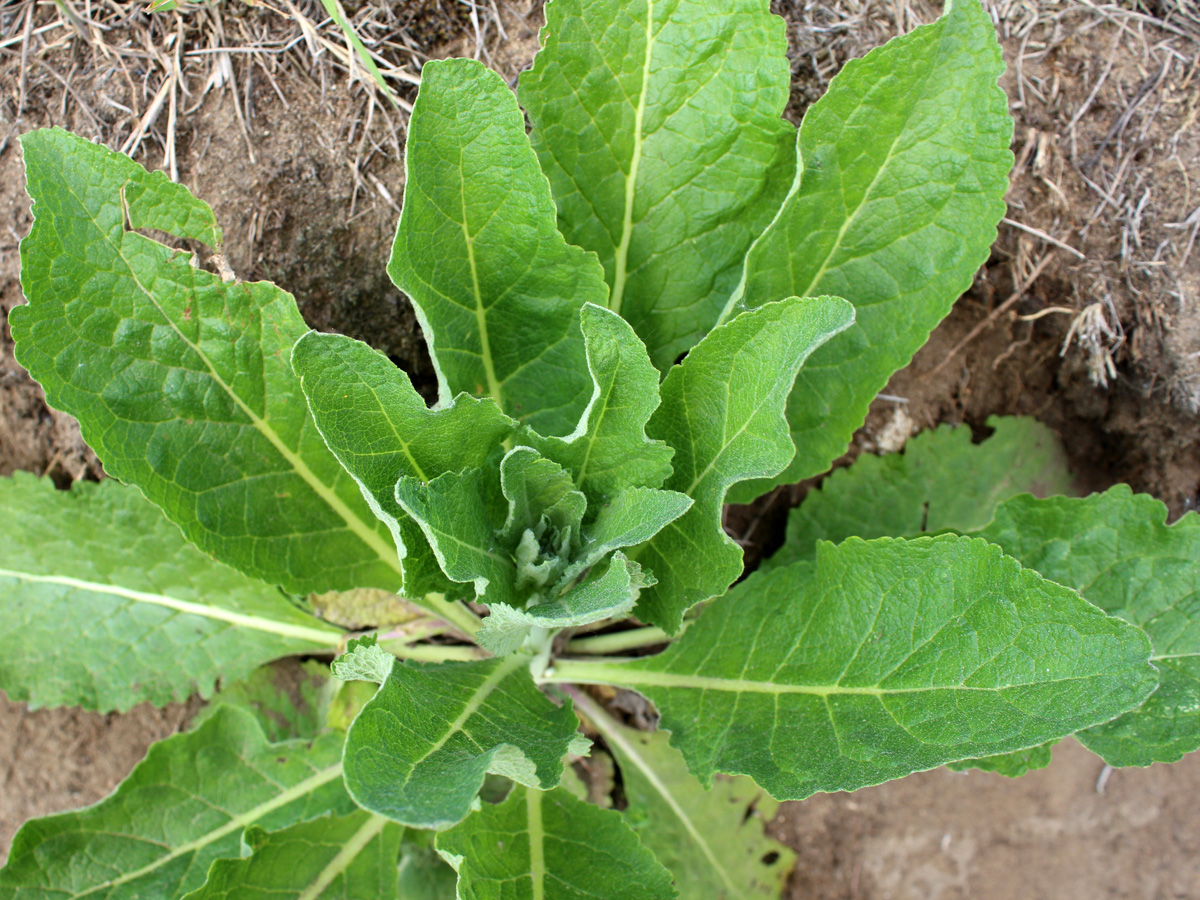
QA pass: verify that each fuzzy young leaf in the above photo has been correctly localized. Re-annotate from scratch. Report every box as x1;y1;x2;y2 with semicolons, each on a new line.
0;708;351;900
767;416;1073;570
436;786;677;900
0;473;341;713
575;692;794;900
336;649;586;828
730;0;1013;500
519;0;796;369
634;296;854;632
977;487;1200;767
388;58;608;435
292;330;513;598
564;535;1157;799
13;128;406;594
527;303;673;504
180;811;402;900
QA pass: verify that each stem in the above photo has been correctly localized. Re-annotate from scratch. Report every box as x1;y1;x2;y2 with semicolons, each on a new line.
564;624;675;655
413;591;482;638
377;639;486;663
538;656;636;687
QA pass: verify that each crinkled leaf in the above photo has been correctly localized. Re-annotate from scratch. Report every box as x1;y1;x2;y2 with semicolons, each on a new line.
13;127;405;594
977;487;1200;767
520;0;796;369
498;447;586;549
767;416;1073;570
575;692;794;900
388;58;608;435
527;303;673;503
191;661;332;742
0;473;341;713
292;330;513;598
571;535;1157;799
634;296;854;632
336;649;586;828
180;811;401;900
436;786;676;900
946;742;1055;777
730;0;1013;500
0;707;351;900
478;553;646;656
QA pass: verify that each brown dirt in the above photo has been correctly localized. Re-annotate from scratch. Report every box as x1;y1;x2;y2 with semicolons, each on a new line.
0;0;1198;896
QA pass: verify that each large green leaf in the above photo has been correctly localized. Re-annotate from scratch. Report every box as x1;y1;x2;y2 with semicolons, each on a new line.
180;811;401;900
0;473;341;713
767;416;1073;570
729;0;1013;500
573;691;794;900
334;641;587;828
436;786;677;900
633;296;854;632
292;330;512;605
13;128;404;594
527;303;673;505
520;0;796;369
557;535;1157;799
977;487;1200;767
388;58;608;436
0;708;351;900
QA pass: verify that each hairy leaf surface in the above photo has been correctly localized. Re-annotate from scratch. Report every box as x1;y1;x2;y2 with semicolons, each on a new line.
520;0;796;368
180;811;402;900
335;644;586;828
574;691;794;900
293;330;513;599
436;786;676;900
730;0;1013;499
13;128;405;593
634;296;854;632
767;416;1072;570
0;708;351;900
565;535;1157;798
527;303;673;505
978;488;1200;766
388;58;608;435
0;473;340;713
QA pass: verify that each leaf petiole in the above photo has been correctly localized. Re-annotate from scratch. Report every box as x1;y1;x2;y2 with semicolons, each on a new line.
563;624;675;656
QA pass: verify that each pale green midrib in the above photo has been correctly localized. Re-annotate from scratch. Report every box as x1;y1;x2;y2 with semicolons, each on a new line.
459;151;503;408
72;763;344;899
579;694;739;897
0;567;340;645
403;655;525;780
66;180;405;582
526;788;546;900
552;662;1120;697
295;813;391;900
608;0;655;316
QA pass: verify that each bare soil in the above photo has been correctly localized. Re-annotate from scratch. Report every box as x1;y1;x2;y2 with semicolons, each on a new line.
1;1;1198;897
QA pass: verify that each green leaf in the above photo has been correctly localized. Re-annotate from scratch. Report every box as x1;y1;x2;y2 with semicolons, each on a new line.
519;0;797;369
729;0;1013;500
499;447;586;552
388;58;609;436
767;416;1073;570
292;330;514;598
180;811;402;900
478;553;647;656
13;128;407;594
191;661;332;742
560;535;1157;799
946;742;1055;777
398;831;459;900
527;303;673;504
574;691;794;900
977;487;1200;767
0;707;351;900
0;473;341;713
633;296;855;632
436;786;677;900
335;648;587;828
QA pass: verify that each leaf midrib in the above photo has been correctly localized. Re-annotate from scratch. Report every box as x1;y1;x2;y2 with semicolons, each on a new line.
294;813;392;900
526;788;546;900
0;567;340;645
